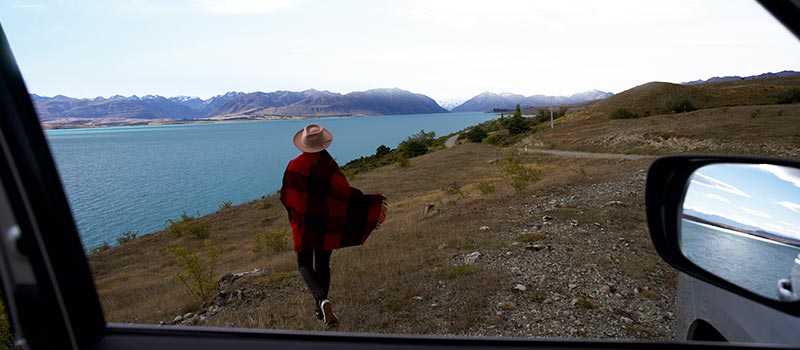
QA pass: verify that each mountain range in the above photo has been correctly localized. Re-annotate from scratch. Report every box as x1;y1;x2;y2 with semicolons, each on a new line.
681;70;800;85
451;90;614;113
31;88;448;122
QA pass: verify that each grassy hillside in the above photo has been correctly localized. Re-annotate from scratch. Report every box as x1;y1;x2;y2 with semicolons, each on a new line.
89;143;675;339
520;76;800;158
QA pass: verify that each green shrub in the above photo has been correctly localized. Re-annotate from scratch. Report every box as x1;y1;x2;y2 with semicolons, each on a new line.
464;127;488;143
115;231;138;245
476;181;496;195
166;239;221;305
482;135;500;145
375;145;392;157
661;95;696;114
502;154;540;191
576;297;598;310
608;107;639;120
530;290;548;303
506;115;530;135
166;211;210;239
397;157;410;168
89;242;111;254
485;119;505;132
776;87;800;104
253;229;289;255
218;200;232;210
400;140;428;158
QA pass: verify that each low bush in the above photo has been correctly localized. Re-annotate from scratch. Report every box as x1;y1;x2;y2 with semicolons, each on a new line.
166;239;221;305
482;135;500;145
115;231;138;245
660;95;696;114
476;181;496;195
463;127;488;143
400;140;428;158
776;87;800;104
502;154;540;191
89;242;111;254
397;157;410;168
166;211;210;239
252;229;288;256
218;200;232;210
608;107;639;120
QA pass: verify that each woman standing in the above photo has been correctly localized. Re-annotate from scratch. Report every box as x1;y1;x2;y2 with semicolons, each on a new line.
280;124;387;327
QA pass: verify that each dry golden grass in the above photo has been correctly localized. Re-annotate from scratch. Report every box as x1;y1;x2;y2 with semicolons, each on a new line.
90;142;673;338
522;76;800;160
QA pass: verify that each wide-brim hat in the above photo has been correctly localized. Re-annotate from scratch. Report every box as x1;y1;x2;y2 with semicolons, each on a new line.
293;124;333;153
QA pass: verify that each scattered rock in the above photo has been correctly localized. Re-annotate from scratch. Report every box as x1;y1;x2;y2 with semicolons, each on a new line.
413;296;423;301
464;251;482;265
593;222;602;228
513;284;527;292
424;203;435;215
173;315;183;323
525;244;545;251
604;201;625;207
570;219;578;227
183;312;194;319
437;243;447;250
479;226;492;231
542;215;552;222
621;316;633;324
568;283;577;289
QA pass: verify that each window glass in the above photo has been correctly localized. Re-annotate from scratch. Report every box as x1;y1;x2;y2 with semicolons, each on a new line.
1;0;799;342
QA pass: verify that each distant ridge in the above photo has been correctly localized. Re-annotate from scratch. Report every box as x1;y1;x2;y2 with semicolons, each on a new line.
452;90;613;113
31;88;449;125
682;70;800;85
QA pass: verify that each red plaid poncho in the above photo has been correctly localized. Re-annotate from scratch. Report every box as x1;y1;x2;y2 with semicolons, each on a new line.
280;150;387;253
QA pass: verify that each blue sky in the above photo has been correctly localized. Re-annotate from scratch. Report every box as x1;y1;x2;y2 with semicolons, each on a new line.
684;164;800;241
1;0;799;101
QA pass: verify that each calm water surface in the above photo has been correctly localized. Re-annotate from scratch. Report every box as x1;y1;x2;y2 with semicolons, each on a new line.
681;219;800;299
45;112;496;250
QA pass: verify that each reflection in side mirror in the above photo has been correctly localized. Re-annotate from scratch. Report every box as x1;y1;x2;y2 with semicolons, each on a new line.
680;163;800;302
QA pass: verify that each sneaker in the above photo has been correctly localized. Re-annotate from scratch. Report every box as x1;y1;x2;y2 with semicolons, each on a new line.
320;299;338;327
314;301;323;320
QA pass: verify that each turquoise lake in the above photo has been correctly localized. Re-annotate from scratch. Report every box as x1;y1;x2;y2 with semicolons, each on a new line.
44;112;496;250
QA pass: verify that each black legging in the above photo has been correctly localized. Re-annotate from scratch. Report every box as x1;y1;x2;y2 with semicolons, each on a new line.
297;248;332;302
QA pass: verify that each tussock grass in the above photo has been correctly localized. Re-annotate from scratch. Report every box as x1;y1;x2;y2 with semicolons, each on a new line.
88;142;674;337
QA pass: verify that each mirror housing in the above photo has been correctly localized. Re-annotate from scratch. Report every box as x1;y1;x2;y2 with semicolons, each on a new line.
646;155;800;317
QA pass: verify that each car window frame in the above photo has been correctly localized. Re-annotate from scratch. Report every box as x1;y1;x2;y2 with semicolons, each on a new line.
1;0;799;348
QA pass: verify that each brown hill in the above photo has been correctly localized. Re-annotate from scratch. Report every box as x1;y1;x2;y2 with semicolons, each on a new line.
521;76;800;158
560;75;800;121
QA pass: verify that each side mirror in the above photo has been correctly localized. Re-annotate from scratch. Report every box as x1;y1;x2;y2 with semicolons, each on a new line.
647;155;800;316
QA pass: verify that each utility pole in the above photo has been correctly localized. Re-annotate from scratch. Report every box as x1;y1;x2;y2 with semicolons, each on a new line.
550;108;554;129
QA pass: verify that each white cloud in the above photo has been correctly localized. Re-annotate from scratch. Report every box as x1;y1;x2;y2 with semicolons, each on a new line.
777;201;800;214
750;164;800;189
12;1;43;9
690;173;751;198
191;0;303;15
738;206;771;219
704;193;730;203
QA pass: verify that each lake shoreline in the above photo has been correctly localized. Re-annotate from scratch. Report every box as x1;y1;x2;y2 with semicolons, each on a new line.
40;112;468;130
